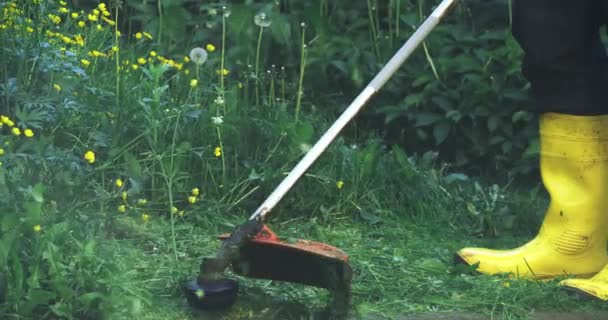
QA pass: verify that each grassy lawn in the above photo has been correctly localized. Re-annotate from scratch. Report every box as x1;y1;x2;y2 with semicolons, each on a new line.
87;191;608;320
2;1;607;319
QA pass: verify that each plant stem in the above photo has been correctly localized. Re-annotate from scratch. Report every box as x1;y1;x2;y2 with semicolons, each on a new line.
366;0;380;59
220;8;227;106
396;0;400;38
294;25;306;123
114;1;120;112
254;26;264;109
157;0;163;45
216;126;226;186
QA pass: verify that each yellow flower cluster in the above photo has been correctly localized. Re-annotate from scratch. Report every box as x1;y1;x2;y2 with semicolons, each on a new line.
88;50;107;58
0;115;36;139
83;150;95;164
128;51;186;73
0;3;23;31
188;187;200;205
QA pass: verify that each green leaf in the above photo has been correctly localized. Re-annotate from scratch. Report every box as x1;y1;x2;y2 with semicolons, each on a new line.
25;201;42;222
124;152;143;180
443;173;468;184
415;112;442;127
433;121;451;145
31;183;45;203
359;210;383;225
289;121;314;145
487;115;500;132
391;146;415;179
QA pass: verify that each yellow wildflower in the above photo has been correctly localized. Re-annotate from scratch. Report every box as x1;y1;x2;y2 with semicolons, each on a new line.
60;0;67;6
216;68;229;76
1;116;14;127
33;224;42;232
24;129;34;137
87;13;97;22
149;51;157;57
115;30;121;36
183;56;190;63
131;64;139;70
137;198;148;205
191;188;200;196
100;17;114;26
96;24;103;31
84;150;95;164
111;46;119;52
71;12;79;19
214;147;222;157
135;32;143;39
188;196;197;204
137;57;147;65
11;127;21;136
171;206;178;214
93;9;100;15
78;20;86;28
336;180;344;189
115;178;124;188
53;83;62;92
74;35;85;46
206;43;216;52
98;3;107;10
141;213;150;222
0;148;4;156
178;210;185;217
81;59;91;67
48;14;61;24
26;26;34;33
190;79;198;88
118;205;127;213
89;50;106;57
59;7;69;14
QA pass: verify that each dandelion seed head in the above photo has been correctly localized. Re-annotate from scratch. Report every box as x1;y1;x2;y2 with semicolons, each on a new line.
254;12;271;27
189;47;208;65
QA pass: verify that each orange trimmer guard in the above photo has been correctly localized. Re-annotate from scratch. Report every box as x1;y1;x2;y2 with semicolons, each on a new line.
219;225;352;306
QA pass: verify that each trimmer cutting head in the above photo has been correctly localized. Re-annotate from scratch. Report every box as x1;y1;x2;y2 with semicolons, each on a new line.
185;225;352;313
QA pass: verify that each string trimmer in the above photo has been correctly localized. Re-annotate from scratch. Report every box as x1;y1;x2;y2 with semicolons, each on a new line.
185;0;457;315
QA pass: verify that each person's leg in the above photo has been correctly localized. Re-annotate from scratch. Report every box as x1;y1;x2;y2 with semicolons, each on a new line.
455;0;608;279
511;0;608;115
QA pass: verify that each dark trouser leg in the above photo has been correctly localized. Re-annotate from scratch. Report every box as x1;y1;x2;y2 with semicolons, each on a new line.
512;0;608;115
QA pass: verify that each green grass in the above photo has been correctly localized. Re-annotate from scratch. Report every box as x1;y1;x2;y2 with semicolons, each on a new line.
85;191;608;320
1;2;606;319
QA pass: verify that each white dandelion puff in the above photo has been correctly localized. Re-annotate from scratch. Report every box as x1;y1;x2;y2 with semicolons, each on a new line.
189;47;208;65
254;12;271;28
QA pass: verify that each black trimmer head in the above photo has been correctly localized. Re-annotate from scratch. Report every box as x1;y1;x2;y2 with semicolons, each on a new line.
184;278;238;310
185;223;352;318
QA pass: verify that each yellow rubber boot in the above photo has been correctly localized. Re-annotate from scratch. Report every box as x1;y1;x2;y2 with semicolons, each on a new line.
560;265;608;300
455;113;608;279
